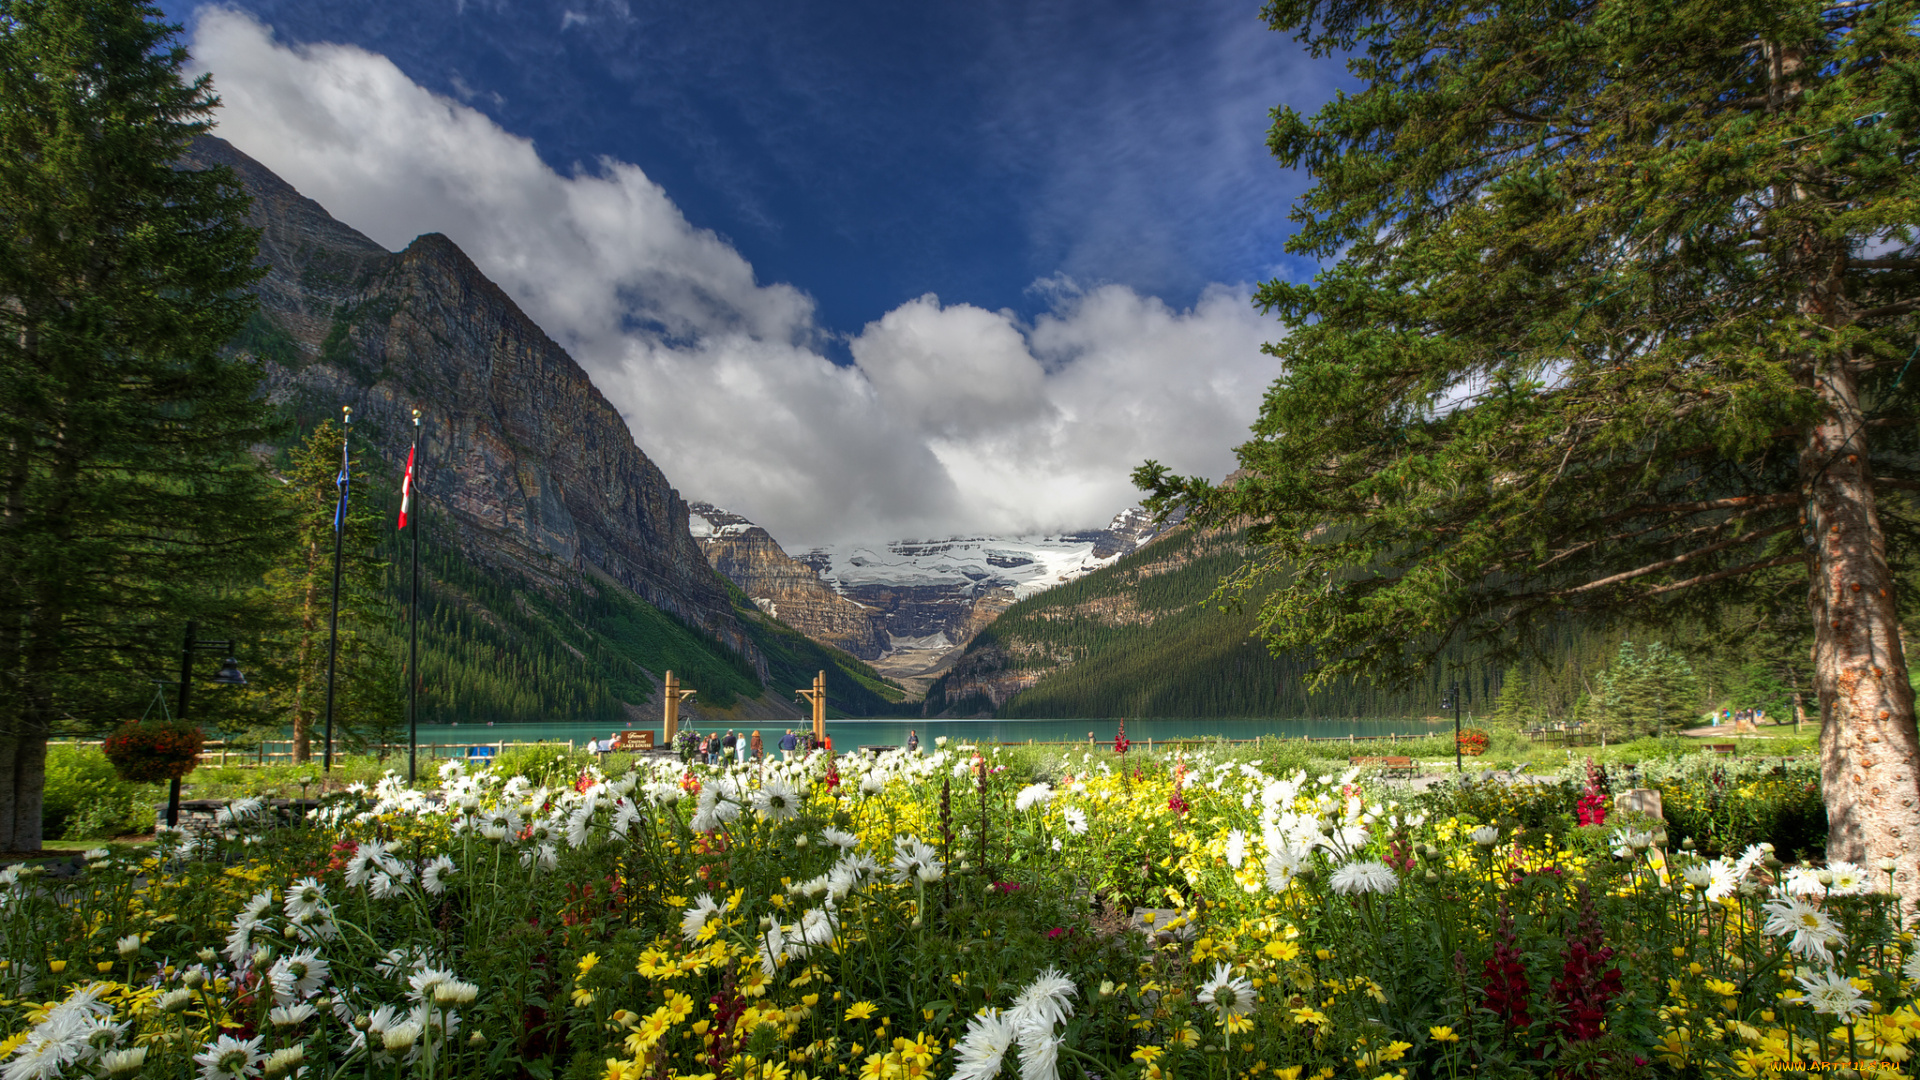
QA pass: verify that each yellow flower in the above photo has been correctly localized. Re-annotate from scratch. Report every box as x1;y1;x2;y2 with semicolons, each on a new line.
845;1001;878;1021
1290;1006;1327;1027
1264;940;1300;962
1131;1045;1164;1064
1429;1026;1460;1042
739;967;771;998
47;961;66;974
577;953;601;977
572;987;597;1007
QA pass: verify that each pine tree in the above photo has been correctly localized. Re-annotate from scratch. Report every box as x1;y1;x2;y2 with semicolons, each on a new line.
1138;1;1920;902
0;0;272;850
251;420;390;761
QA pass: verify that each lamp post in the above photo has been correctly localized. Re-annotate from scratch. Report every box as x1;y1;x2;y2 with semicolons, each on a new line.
1442;680;1462;773
172;620;247;827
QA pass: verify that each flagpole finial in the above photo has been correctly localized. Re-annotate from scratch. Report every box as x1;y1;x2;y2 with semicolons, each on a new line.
412;408;421;425
342;405;352;423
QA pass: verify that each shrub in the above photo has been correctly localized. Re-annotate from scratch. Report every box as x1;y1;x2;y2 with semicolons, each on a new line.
491;743;595;787
43;743;157;839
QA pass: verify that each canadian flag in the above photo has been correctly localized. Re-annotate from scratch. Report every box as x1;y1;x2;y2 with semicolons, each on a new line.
397;445;416;529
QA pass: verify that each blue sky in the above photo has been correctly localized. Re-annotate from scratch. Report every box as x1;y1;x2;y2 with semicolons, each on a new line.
168;2;1346;546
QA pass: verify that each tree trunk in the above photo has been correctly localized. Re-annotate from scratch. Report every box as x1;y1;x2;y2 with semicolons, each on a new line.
1803;331;1920;910
293;540;319;763
0;735;47;852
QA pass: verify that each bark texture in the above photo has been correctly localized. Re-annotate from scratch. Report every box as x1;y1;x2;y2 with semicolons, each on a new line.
1803;325;1920;910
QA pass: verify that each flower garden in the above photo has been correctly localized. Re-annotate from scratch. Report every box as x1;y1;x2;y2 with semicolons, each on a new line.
2;743;1914;1079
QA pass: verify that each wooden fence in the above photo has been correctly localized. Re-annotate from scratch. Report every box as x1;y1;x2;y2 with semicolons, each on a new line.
54;739;580;768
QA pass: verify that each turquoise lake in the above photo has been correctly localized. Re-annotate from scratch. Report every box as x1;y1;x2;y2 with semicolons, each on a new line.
364;716;1458;752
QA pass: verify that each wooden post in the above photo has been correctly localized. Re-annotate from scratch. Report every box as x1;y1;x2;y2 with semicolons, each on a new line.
664;670;680;746
795;670;827;745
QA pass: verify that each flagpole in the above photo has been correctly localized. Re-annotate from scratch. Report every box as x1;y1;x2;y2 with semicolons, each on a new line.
407;408;421;786
323;405;351;773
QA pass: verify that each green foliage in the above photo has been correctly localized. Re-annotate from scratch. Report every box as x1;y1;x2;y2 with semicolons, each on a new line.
245;419;400;756
731;596;906;715
489;743;596;788
0;0;279;735
0;0;282;847
42;743;156;839
1593;641;1703;740
1135;0;1920;687
1650;758;1829;860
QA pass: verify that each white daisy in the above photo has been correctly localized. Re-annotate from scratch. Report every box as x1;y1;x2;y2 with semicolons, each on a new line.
192;1034;262;1080
283;878;327;921
1014;1024;1061;1080
798;906;838;948
891;837;945;885
421;856;457;896
1826;861;1873;895
1008;968;1076;1031
820;828;860;851
1793;969;1869;1018
951;1008;1015;1080
753;776;803;822
1195;961;1255;1018
680;893;726;943
268;1003;316;1028
1060;807;1088;836
1014;784;1054;812
1469;825;1500;846
1761;897;1846;963
1329;860;1398;896
1223;830;1247;869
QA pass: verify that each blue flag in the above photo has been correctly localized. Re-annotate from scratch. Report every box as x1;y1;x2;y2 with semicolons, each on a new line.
333;421;351;533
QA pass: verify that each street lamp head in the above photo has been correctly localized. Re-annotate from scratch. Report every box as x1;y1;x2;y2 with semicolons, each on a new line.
213;658;247;686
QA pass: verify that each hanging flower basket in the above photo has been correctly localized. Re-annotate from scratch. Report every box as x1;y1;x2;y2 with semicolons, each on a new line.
1457;727;1491;757
100;721;205;783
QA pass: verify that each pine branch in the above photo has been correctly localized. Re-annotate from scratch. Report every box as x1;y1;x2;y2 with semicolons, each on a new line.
1554;522;1797;597
1646;553;1805;596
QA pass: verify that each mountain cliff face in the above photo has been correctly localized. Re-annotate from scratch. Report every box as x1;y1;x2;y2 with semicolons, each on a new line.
689;504;890;660
799;509;1173;645
683;504;1171;697
189;136;765;679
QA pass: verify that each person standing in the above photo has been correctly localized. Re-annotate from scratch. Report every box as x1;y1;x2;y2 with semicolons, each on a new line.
722;730;738;765
780;729;797;761
750;730;763;762
736;730;749;765
906;729;919;753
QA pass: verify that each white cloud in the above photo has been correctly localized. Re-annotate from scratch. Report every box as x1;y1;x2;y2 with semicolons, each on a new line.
190;7;1276;548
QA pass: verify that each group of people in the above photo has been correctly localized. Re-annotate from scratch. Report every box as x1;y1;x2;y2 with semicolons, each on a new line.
686;729;760;765
1712;707;1770;728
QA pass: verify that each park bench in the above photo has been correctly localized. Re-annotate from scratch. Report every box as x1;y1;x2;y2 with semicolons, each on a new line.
1708;743;1738;755
1349;755;1415;778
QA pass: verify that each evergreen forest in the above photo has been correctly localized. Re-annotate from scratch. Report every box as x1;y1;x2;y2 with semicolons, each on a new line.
924;526;1854;725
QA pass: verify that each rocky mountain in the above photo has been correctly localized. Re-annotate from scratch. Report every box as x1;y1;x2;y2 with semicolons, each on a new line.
798;506;1173;641
921;522;1489;719
195;136;900;719
685;502;1172;696
689;504;890;660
